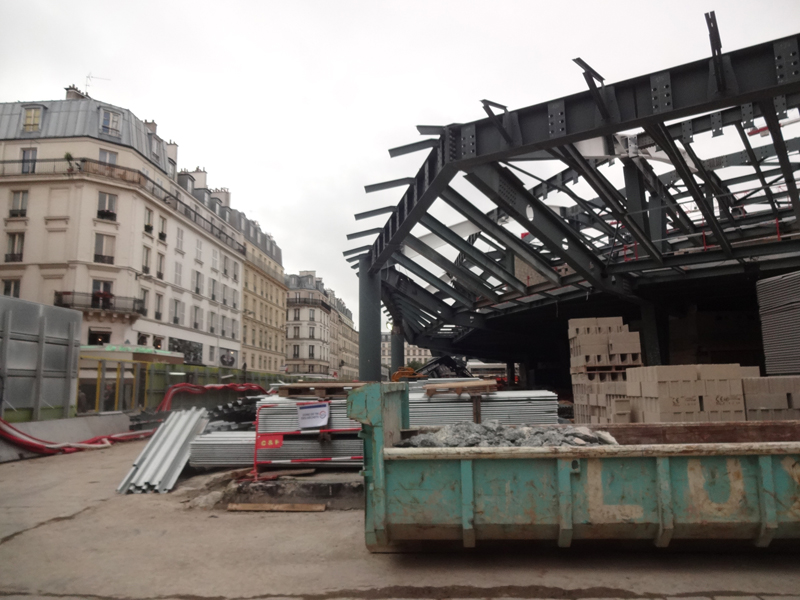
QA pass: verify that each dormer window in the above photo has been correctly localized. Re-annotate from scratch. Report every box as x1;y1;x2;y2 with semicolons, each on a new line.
100;109;120;136
150;135;160;158
23;107;41;132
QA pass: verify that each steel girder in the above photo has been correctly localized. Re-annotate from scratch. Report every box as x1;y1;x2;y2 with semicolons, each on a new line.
348;30;800;359
362;33;800;274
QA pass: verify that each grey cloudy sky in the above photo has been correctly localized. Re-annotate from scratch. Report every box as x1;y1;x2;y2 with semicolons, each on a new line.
1;0;798;326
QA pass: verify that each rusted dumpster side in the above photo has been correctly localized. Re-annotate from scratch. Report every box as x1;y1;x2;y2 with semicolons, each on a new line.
347;383;800;552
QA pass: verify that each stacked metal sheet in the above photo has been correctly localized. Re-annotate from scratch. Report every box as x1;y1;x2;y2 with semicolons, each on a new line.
189;432;362;468
118;408;209;494
408;390;558;426
255;399;360;433
757;271;800;375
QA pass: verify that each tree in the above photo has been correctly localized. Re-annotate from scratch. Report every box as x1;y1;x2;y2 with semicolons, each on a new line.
406;359;425;371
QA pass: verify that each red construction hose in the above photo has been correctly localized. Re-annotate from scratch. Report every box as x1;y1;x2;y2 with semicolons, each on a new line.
155;382;269;412
0;417;154;456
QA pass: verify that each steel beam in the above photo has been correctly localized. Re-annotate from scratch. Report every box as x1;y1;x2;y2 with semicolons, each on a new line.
404;235;501;303
760;98;800;220
392;252;475;308
440;186;560;285
465;164;632;297
354;206;397;221
644;123;734;257
358;254;382;382
391;323;405;373
419;214;527;294
734;122;779;215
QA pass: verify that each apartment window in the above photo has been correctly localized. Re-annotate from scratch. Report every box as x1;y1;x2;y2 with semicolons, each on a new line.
150;135;160;158
210;278;217;301
23;108;41;132
209;345;215;362
93;234;115;264
193;270;203;295
211;249;218;271
309;364;315;373
144;208;154;233
169;299;184;325
293;308;300;321
2;279;20;298
233;262;239;282
21;148;37;174
293;326;299;338
258;330;263;347
309;345;315;359
159;216;167;241
222;284;228;306
97;192;117;221
221;315;227;337
142;246;151;274
168;161;176;180
140;289;149;316
309;308;315;322
232;290;238;309
153;336;163;350
174;262;182;286
223;255;230;276
232;319;239;340
244;272;249;289
293;345;300;358
10;191;27;218
157;253;165;279
195;239;202;261
155;293;163;320
295;292;300;300
309;326;315;339
209;312;217;334
176;227;184;251
193;306;203;330
99;149;118;165
251;328;256;345
100;109;120;135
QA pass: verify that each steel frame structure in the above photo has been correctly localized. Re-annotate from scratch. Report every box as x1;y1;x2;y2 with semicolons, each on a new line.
346;20;800;374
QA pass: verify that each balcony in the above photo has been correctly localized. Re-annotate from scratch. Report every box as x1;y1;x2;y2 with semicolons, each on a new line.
54;291;144;317
195;287;201;295
94;254;114;265
287;297;331;312
142;266;150;275
0;157;246;255
158;231;167;242
173;317;180;325
9;209;26;218
157;271;164;280
5;253;22;263
144;224;154;234
96;209;116;221
155;311;162;320
210;327;215;334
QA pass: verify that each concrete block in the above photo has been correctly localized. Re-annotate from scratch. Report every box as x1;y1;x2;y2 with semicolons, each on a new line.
608;332;641;354
706;409;746;422
626;380;642;397
744;393;789;410
697;363;742;380
595;316;623;326
740;366;761;378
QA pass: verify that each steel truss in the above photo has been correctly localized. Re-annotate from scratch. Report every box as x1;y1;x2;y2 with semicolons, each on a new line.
346;20;800;361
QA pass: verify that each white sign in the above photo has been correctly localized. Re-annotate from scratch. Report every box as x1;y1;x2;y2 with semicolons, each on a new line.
297;402;330;429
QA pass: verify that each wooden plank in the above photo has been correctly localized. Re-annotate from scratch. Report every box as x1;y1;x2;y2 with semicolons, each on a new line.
227;502;326;512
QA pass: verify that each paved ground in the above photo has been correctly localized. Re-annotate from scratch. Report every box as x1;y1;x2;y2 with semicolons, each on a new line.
1;440;799;600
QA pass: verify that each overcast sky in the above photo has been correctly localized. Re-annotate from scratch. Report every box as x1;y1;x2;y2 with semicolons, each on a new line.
1;1;798;328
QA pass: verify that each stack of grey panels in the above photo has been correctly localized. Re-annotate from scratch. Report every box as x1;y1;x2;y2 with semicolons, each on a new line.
118;408;209;494
189;432;363;468
757;271;800;375
255;399;360;433
407;390;558;426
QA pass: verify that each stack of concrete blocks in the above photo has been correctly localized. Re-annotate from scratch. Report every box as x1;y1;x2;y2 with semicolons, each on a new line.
626;364;752;423
569;317;642;424
743;375;800;421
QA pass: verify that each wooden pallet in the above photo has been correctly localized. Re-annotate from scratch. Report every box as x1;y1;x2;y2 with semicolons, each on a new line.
277;382;367;398
424;380;497;398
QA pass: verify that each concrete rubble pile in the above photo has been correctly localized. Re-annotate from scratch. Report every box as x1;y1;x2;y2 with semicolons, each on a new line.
396;420;618;448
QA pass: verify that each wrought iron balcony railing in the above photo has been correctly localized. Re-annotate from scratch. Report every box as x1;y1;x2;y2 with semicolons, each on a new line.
94;254;114;264
0;157;245;255
5;253;22;262
286;297;331;312
54;291;145;315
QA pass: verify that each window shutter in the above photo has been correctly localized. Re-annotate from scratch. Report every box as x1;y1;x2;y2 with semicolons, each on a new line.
169;299;175;323
179;301;185;325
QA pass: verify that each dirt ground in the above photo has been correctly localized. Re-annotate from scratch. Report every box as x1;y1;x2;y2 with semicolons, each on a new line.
1;439;799;600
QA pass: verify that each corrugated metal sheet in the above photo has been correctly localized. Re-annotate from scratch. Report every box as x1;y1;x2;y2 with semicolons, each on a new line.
757;271;800;375
118;408;209;494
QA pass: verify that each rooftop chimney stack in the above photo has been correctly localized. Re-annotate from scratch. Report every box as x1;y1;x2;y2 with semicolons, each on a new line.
65;85;89;100
144;120;158;134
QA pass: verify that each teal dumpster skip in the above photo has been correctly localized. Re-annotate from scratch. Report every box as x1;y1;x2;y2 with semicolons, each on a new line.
347;382;800;551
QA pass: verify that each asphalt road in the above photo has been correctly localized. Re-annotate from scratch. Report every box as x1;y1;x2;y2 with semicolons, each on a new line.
1;439;798;600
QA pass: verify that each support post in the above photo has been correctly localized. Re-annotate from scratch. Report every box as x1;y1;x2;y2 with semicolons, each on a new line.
506;361;516;387
640;303;669;366
359;254;382;381
390;323;405;375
